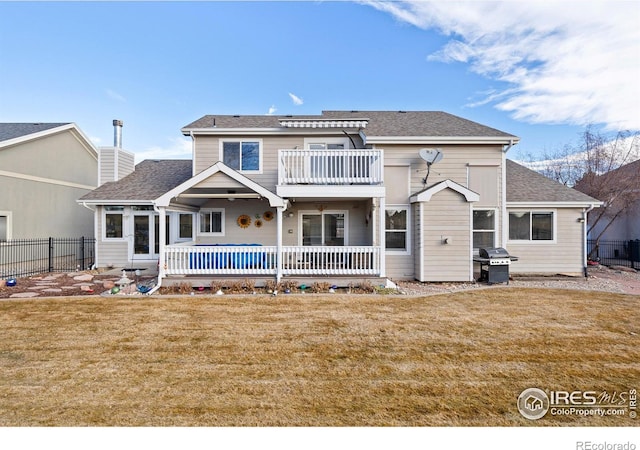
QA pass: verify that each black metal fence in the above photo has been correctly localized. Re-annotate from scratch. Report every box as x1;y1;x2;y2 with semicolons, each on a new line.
587;239;640;269
0;237;95;278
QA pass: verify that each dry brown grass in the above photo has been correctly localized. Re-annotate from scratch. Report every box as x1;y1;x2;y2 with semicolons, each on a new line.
0;288;638;426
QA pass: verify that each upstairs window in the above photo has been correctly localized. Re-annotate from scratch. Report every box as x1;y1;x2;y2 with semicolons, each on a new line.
222;140;261;172
509;211;554;241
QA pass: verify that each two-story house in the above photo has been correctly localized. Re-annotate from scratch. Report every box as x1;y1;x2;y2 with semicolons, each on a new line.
79;111;601;286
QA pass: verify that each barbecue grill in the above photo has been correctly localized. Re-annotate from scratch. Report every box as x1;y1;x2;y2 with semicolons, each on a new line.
474;247;518;284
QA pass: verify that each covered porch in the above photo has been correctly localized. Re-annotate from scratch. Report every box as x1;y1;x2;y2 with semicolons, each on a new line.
153;162;386;284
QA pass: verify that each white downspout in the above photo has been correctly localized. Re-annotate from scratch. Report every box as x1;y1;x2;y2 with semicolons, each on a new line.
419;202;424;282
378;196;386;277
501;139;515;248
150;204;166;292
582;204;596;278
276;206;283;283
80;202;98;268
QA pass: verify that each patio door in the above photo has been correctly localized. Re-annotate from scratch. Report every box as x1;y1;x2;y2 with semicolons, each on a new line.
301;211;347;246
305;138;349;181
132;211;169;260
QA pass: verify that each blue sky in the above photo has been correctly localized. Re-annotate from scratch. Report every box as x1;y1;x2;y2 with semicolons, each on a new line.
1;1;638;163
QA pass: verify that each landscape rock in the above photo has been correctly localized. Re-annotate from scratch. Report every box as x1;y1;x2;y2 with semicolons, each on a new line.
9;292;40;298
73;274;94;282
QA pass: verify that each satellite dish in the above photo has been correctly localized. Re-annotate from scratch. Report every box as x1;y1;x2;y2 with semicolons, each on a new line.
419;148;443;186
419;148;444;166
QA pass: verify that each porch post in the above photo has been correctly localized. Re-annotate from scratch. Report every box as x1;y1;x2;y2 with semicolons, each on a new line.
158;206;167;280
378;196;386;277
276;206;283;282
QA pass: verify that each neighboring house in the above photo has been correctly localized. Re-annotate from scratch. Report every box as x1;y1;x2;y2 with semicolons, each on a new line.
79;111;601;285
0;123;99;240
578;159;640;241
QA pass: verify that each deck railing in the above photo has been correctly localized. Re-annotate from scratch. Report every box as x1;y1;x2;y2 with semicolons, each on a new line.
278;149;383;185
164;245;381;276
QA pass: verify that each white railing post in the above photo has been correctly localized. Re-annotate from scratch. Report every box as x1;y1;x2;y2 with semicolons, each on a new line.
276;207;283;282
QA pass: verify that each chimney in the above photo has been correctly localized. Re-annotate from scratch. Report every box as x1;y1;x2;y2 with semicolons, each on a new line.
113;119;123;148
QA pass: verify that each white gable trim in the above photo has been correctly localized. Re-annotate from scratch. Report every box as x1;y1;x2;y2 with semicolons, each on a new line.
410;179;480;203
0;123;99;159
155;161;285;208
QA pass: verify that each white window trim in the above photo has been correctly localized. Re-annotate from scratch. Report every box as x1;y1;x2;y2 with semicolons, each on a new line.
298;210;349;246
507;209;557;244
102;206;126;241
197;208;225;236
472;207;498;253
385;205;411;255
0;211;12;241
219;139;263;174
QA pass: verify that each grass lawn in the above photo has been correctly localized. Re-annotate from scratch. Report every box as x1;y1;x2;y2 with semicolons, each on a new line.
0;288;638;426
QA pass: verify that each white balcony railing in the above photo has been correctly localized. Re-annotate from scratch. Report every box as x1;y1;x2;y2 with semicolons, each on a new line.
164;245;381;277
278;149;383;185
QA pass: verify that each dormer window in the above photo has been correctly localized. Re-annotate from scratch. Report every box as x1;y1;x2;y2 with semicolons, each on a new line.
221;140;262;173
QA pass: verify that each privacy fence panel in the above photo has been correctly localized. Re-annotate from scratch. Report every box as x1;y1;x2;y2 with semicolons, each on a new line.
0;237;95;278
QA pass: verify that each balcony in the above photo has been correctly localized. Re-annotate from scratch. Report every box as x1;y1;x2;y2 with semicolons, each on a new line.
278;149;383;185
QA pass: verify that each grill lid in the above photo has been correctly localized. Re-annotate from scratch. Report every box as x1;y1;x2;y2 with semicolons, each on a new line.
479;247;510;259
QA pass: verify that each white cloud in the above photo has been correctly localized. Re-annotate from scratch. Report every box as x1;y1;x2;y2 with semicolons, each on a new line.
288;92;304;106
106;89;126;102
267;105;277;115
133;137;191;163
364;1;640;131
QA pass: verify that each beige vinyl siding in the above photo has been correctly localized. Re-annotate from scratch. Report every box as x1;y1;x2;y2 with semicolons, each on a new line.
0;128;97;238
1;129;97;186
0;176;94;238
195;199;277;245
469;165;499;207
99;148;116;185
99;148;135;185
507;208;585;275
117;150;135;180
420;189;472;281
194;135;305;187
194;173;246;189
95;206;130;267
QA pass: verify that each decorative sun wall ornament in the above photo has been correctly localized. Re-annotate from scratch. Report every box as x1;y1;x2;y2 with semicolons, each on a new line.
237;214;251;228
255;219;263;228
263;211;274;221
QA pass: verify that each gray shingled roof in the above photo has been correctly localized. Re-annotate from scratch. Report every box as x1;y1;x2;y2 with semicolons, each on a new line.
506;159;600;203
182;111;516;139
79;160;193;202
0;123;70;142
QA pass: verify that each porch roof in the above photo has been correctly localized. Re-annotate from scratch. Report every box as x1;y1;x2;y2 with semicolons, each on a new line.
155;161;286;208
